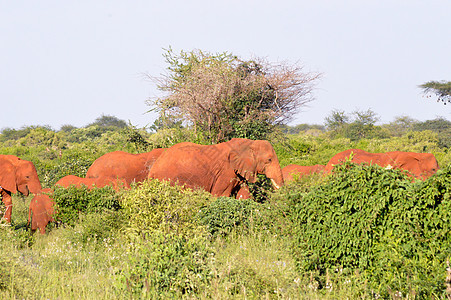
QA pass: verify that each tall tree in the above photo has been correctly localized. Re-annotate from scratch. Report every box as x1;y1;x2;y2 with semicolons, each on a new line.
419;81;451;104
148;48;321;143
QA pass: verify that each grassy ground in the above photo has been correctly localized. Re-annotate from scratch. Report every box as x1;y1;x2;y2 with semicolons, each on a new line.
0;194;369;299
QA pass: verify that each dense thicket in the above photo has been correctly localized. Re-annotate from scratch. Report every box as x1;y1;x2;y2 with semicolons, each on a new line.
290;162;451;298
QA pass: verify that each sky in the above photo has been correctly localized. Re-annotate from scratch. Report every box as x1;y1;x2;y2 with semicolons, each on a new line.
1;0;450;131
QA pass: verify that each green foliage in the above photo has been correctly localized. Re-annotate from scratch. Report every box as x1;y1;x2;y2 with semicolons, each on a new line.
121;179;214;239
123;124;152;152
324;109;389;141
382;115;419;137
40;156;94;188
116;231;214;298
58;210;125;245
290;162;451;298
381;130;441;153
198;197;263;237
52;185;120;226
118;179;216;297
291;162;411;272
272;132;352;167
147;127;207;148
59;124;77;132
413;117;451;148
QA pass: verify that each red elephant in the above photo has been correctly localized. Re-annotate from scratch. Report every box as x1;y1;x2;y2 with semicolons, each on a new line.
0;155;42;223
282;164;325;182
28;188;55;234
148;138;284;199
85;149;165;186
324;149;439;179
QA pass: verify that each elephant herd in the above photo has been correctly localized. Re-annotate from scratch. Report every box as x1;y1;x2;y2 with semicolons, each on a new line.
0;138;440;234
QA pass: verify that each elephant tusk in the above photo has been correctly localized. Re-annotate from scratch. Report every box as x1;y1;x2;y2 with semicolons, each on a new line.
271;179;281;189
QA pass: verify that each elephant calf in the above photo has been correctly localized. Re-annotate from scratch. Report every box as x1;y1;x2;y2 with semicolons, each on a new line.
28;189;55;234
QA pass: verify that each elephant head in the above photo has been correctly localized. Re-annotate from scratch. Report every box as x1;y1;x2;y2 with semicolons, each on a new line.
0;156;42;196
228;139;284;189
388;151;439;179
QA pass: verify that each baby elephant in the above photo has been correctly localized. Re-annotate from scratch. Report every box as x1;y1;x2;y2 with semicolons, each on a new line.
28;189;55;234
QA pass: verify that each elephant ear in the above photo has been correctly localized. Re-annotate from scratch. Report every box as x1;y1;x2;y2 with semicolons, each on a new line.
229;149;257;182
396;154;421;176
0;159;17;193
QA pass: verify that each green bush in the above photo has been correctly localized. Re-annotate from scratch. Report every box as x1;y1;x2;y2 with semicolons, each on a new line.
120;179;214;239
197;195;289;239
118;180;215;297
198;197;262;237
52;185;120;227
290;162;451;298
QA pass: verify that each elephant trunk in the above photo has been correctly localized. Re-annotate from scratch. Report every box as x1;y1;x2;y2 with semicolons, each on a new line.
266;165;284;190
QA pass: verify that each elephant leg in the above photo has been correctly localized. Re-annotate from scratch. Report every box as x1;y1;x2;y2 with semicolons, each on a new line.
1;190;12;223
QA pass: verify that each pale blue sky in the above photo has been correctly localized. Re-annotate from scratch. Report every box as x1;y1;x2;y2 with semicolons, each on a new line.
1;0;450;130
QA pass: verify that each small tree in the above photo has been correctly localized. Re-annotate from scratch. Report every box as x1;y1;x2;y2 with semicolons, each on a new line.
325;109;386;141
324;109;350;131
148;48;320;143
419;81;451;104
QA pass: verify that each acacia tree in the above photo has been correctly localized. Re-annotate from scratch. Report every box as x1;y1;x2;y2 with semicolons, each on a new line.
148;48;320;143
419;81;451;104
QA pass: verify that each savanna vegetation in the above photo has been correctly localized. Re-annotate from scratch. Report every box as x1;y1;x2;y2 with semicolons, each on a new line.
1;111;450;299
1;50;450;298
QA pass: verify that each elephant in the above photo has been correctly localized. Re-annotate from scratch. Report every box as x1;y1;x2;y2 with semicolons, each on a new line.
85;149;165;186
147;138;284;199
324;149;439;179
55;175;127;191
28;188;55;234
282;164;325;182
0;155;42;223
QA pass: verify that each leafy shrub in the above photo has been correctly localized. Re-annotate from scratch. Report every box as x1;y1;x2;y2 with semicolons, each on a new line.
290;162;451;298
368;165;451;298
52;185;120;226
118;180;215;297
120;179;214;238
198;195;290;238
198;197;261;237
